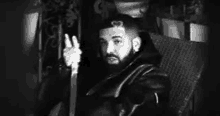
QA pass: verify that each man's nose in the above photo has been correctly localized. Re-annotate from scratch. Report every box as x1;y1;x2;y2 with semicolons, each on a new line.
107;42;114;54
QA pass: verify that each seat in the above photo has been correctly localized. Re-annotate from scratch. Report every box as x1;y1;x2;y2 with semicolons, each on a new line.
150;33;207;116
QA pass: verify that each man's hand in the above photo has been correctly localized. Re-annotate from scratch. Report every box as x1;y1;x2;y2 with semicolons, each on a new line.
63;34;82;74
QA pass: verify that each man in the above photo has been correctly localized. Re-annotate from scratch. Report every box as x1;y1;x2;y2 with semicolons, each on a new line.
35;14;172;116
69;14;171;116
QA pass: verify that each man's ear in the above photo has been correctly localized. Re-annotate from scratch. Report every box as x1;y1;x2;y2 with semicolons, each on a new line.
132;36;141;52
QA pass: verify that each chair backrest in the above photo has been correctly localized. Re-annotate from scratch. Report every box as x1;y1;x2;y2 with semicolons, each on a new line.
150;34;207;115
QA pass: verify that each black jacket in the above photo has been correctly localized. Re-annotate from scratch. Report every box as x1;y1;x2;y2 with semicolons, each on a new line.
35;32;172;116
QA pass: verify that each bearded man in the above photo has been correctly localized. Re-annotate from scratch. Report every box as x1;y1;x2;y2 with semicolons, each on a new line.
73;14;171;116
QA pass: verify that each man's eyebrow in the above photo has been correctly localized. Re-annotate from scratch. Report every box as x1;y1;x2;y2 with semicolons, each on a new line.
112;36;122;40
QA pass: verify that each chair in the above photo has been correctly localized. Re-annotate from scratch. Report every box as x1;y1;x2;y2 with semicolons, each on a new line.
150;33;207;116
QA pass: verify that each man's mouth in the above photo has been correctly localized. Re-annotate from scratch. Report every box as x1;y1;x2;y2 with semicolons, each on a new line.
107;57;118;63
107;57;117;60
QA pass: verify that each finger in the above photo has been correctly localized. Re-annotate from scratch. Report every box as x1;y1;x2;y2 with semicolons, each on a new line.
65;34;72;48
72;36;79;48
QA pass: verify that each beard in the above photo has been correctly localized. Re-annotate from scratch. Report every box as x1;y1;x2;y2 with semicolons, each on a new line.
103;49;135;74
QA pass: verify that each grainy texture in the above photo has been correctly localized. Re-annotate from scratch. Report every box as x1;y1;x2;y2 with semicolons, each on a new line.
150;33;207;115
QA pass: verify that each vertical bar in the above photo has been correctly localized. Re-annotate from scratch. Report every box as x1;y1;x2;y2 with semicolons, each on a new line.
184;22;190;41
70;73;77;116
183;4;186;17
58;19;62;59
38;11;42;83
78;14;81;42
170;6;173;16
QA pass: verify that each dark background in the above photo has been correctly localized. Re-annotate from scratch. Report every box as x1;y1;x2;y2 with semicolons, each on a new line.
0;0;220;115
198;1;220;115
0;1;36;115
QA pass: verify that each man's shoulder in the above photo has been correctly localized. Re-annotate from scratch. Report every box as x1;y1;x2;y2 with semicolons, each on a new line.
133;63;168;77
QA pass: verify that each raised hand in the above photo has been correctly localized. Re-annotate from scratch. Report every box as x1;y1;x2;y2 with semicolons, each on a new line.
63;34;82;74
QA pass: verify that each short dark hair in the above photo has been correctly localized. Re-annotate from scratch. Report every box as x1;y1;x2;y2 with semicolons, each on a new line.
97;14;141;33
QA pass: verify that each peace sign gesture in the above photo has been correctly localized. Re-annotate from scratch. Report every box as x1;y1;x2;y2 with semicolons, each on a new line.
63;34;82;74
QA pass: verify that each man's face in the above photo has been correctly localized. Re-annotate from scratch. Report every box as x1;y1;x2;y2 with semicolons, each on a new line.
99;27;133;66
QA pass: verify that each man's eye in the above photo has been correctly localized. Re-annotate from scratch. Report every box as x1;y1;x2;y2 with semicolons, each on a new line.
100;40;107;45
114;40;121;44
